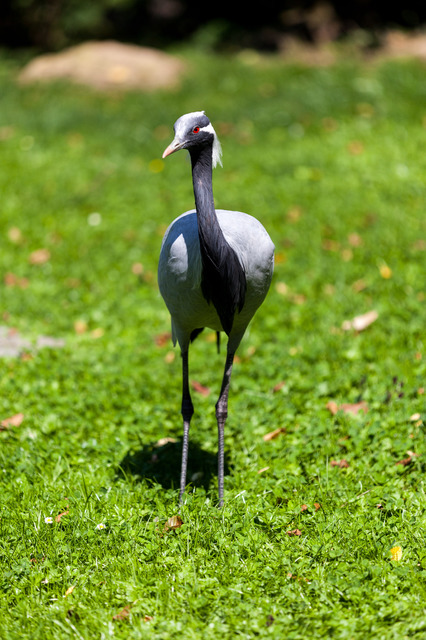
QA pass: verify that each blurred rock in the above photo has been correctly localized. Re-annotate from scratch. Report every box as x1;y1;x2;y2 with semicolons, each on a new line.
0;327;31;357
0;326;65;357
18;40;187;92
379;29;426;61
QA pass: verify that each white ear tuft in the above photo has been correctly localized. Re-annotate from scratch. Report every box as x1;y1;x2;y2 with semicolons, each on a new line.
212;130;223;169
200;121;223;168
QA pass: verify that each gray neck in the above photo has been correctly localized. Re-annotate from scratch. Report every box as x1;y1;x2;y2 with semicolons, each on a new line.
190;145;218;229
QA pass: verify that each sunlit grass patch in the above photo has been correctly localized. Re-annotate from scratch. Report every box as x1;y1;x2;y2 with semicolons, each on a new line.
0;49;425;639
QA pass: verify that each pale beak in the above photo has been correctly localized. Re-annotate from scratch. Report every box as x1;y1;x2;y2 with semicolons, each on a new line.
162;138;183;159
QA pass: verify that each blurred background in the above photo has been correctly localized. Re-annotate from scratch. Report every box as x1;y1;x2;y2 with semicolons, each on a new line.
1;0;426;53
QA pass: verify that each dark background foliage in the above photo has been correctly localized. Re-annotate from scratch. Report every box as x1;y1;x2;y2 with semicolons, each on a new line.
1;0;426;52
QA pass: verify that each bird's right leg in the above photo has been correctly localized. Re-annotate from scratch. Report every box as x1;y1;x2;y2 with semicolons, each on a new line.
215;348;235;508
179;349;193;503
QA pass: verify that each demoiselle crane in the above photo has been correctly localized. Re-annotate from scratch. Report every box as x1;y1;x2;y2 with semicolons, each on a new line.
159;111;274;506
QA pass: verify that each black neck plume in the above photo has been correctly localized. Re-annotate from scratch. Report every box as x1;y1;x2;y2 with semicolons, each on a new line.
189;145;246;335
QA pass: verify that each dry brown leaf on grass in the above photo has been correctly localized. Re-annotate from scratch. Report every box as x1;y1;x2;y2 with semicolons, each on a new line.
330;459;350;468
74;320;88;334
4;272;29;289
348;233;363;247
396;456;412;467
326;401;368;416
257;466;270;474
340;401;368;415
352;278;368;292
131;262;144;276
301;501;321;513
275;282;289;296
263;427;286;441
154;332;171;347
286;529;302;536
342;309;378;332
55;509;70;523
190;380;210;396
288;572;311;583
113;604;132;621
272;381;286;392
326;401;339;415
7;226;23;243
1;413;24;430
396;451;420;466
164;515;183;532
29;248;50;265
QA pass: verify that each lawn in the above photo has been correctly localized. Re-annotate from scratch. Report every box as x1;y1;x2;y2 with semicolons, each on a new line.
0;47;425;639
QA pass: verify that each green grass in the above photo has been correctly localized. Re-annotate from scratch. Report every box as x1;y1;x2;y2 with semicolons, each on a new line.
1;48;426;638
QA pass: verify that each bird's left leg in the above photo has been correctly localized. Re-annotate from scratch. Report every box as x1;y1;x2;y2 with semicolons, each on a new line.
180;349;193;504
215;348;235;507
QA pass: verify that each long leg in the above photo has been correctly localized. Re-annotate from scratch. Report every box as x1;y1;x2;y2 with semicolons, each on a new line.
179;349;193;503
215;348;235;507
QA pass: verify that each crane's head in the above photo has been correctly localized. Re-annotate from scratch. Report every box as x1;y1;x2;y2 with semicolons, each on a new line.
162;111;222;168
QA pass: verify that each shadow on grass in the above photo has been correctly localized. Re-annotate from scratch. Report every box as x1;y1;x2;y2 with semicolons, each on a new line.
117;439;231;494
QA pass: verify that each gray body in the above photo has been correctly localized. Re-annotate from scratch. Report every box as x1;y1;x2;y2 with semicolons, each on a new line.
159;209;274;353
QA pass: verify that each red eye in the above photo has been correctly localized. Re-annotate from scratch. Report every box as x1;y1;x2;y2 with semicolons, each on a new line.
193;126;200;134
